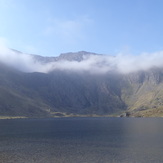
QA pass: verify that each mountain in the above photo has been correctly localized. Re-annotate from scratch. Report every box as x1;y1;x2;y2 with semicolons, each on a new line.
121;68;163;117
30;51;100;63
0;50;163;118
0;63;125;117
58;51;100;61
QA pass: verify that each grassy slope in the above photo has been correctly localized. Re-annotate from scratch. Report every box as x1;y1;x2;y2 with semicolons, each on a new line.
0;86;52;117
121;73;163;117
0;64;52;117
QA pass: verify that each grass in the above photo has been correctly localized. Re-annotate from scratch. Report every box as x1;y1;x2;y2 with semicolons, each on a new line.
132;107;163;117
0;116;27;119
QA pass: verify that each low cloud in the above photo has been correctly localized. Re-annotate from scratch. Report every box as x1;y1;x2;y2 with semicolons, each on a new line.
0;45;53;73
0;44;163;74
51;52;163;74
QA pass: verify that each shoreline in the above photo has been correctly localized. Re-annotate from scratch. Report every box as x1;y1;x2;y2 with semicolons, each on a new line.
0;115;163;120
0;116;28;120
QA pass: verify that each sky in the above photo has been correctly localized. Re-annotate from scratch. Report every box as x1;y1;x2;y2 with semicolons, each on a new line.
0;0;163;56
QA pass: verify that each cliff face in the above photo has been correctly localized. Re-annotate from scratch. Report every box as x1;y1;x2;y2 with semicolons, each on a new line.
0;63;126;117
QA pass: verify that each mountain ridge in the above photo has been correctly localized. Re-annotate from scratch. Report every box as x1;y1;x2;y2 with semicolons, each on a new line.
28;51;101;63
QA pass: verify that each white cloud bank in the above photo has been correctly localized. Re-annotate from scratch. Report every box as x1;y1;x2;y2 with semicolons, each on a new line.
0;44;163;74
0;45;53;73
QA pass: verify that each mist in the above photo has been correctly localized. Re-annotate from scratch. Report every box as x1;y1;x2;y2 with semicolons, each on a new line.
0;45;54;73
1;45;163;74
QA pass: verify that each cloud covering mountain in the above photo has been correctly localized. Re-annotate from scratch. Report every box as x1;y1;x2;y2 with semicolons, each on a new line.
1;45;163;117
1;44;163;74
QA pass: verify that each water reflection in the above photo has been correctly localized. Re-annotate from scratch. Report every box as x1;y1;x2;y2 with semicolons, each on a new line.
117;118;163;162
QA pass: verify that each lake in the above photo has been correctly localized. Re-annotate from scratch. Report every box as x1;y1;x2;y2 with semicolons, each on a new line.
0;117;163;163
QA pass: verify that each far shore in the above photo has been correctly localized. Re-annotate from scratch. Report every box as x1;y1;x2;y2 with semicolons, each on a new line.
0;114;163;119
0;116;27;120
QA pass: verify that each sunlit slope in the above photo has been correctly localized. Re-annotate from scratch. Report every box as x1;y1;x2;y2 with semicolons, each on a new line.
122;68;163;116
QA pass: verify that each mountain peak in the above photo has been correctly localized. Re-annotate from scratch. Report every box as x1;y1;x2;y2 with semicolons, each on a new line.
58;51;99;61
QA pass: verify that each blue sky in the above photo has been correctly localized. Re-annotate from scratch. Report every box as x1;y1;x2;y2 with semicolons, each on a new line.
0;0;163;56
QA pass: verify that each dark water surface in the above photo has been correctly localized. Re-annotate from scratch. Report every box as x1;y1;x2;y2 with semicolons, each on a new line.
0;117;163;163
